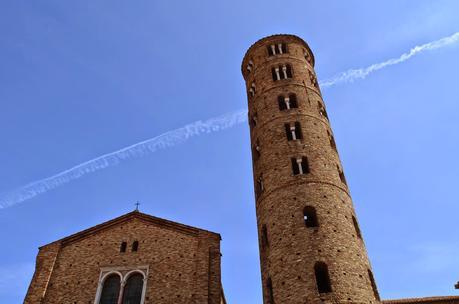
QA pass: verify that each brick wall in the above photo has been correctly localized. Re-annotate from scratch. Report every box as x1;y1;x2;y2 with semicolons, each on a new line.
24;211;222;304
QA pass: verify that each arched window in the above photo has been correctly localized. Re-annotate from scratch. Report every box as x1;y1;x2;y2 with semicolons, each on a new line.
314;262;332;293
291;157;309;175
352;216;362;239
303;206;319;228
285;122;302;141
122;273;144;304
267;43;287;56
99;274;121;304
368;269;380;300
132;241;139;252
272;65;293;81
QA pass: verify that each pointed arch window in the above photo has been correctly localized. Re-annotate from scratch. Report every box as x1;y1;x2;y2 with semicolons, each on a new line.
122;273;144;304
99;274;121;304
314;262;332;293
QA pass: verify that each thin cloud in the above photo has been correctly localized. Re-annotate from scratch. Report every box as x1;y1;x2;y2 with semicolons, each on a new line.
320;31;459;88
1;32;458;209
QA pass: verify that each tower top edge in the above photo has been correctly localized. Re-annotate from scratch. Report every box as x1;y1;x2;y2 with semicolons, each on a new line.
241;34;315;74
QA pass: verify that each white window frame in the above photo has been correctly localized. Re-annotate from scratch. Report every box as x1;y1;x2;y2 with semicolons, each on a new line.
94;265;149;304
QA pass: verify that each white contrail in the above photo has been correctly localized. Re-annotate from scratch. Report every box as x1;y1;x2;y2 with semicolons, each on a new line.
1;32;458;209
0;110;247;208
320;31;459;88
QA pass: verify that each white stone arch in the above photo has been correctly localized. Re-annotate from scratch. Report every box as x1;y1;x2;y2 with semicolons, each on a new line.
94;271;123;304
121;269;148;304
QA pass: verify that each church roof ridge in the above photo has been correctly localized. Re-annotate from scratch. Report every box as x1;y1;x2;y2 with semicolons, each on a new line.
39;210;220;249
383;296;459;303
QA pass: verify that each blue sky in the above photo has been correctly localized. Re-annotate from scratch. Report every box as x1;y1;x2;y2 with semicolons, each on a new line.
1;1;459;303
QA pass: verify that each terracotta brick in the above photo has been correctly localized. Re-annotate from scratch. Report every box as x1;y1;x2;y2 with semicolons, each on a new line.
24;211;223;304
242;34;381;304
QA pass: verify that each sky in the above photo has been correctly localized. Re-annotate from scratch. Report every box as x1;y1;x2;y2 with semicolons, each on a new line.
1;1;459;303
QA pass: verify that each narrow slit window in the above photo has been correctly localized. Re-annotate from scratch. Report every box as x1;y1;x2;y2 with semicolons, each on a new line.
337;166;347;185
314;262;332;293
253;139;261;160
250;113;258;128
294;122;303;139
289;94;298;108
303;206;319;228
246;60;254;73
120;242;127;253
278;95;287;111
267;277;274;304
304;50;312;64
368;269;380;300
261;224;269;248
327;131;337;152
268;45;276;56
352;216;362;239
132;241;139;252
285;124;293;141
285;64;292;78
256;175;264;198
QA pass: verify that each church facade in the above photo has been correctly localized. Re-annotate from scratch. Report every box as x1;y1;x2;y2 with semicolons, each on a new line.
24;211;224;304
24;34;458;304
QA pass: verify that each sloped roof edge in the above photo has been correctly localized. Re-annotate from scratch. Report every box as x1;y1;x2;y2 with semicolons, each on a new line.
39;211;220;249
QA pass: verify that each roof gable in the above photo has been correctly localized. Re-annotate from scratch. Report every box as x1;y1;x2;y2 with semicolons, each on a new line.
41;211;220;248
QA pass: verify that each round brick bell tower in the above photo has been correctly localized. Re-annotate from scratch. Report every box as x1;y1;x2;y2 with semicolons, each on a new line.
242;35;380;304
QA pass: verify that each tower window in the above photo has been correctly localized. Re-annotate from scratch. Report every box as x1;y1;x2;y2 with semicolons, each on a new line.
250;113;258;128
256;175;264;198
309;70;319;89
368;269;380;300
303;206;319;228
261;224;269;248
278;94;297;110
289;94;298;108
284;122;302;141
318;102;328;119
132;241;139;252
304;50;312;64
337;166;347;185
352;216;362;239
246;60;254;73
120;242;127;253
272;64;292;81
266;277;274;304
327;130;337;152
267;43;288;56
249;82;256;97
291;157;309;175
314;262;332;293
253;139;261;161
